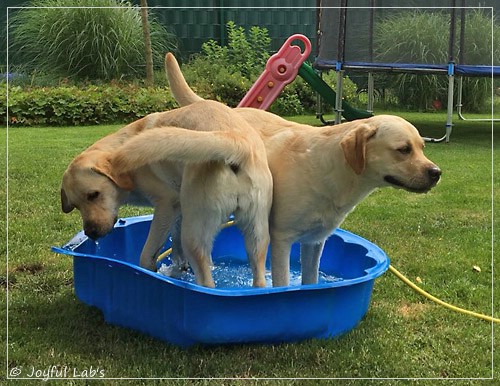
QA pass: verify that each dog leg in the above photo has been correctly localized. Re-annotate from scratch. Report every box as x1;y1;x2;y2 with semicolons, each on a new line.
300;241;325;285
271;238;292;287
161;213;189;278
240;221;270;288
180;215;219;288
139;202;176;271
170;213;184;262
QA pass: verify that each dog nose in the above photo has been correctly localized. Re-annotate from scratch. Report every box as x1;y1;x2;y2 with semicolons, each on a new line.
84;223;102;240
427;166;442;183
84;228;100;240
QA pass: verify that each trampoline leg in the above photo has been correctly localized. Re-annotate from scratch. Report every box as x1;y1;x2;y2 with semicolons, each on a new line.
335;69;344;124
367;72;374;114
315;72;336;125
445;73;454;142
456;76;499;122
457;76;465;120
423;73;454;143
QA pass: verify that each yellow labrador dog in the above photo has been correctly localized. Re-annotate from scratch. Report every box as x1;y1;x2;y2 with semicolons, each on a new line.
165;53;441;287
61;99;273;288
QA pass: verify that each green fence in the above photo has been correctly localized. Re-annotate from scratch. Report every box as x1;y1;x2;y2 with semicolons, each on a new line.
132;0;317;60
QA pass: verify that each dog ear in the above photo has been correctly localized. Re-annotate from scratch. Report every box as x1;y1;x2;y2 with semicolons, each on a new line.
92;156;135;191
111;171;135;191
61;188;75;213
340;124;377;175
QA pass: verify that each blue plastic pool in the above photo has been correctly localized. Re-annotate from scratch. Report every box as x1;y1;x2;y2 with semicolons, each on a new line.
52;215;389;348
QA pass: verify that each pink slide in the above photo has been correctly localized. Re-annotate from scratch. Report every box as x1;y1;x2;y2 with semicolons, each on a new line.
238;34;312;110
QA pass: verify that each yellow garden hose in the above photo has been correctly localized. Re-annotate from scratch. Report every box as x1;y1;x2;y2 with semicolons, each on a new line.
157;248;173;263
388;264;499;324
157;221;498;324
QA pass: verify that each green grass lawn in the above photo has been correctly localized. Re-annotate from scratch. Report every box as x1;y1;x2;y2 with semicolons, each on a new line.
2;111;499;384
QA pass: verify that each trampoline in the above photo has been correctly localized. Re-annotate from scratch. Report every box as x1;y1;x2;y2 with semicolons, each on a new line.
314;0;499;142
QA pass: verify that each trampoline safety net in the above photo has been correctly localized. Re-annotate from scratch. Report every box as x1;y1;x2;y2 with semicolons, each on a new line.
316;0;499;73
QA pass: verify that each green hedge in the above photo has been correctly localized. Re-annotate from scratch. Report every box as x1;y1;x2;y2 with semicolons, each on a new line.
2;84;177;127
1;77;360;127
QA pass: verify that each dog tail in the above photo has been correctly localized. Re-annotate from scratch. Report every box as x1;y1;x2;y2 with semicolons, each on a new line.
165;53;204;107
111;126;248;172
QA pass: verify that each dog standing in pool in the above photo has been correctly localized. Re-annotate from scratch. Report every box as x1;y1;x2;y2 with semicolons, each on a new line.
165;53;441;287
60;99;273;288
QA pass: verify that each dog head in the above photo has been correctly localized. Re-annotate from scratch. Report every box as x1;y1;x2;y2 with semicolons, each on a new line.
341;115;441;193
60;150;134;240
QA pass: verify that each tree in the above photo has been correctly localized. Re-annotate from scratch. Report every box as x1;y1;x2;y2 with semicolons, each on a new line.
140;0;154;87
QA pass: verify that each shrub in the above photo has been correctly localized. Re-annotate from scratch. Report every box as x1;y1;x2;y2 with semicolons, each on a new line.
376;11;450;111
199;21;271;80
181;21;270;107
9;0;176;81
3;84;176;126
181;57;253;107
376;9;499;112
456;9;500;112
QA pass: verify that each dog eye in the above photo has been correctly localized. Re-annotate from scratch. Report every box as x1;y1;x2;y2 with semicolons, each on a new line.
87;191;100;201
398;145;412;155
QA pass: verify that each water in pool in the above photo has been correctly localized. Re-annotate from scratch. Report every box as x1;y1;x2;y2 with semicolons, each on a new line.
158;256;342;288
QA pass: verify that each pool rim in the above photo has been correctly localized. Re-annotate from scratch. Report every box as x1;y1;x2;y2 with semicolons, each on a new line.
52;215;390;298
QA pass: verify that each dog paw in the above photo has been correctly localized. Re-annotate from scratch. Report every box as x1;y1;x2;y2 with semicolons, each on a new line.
157;263;186;278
